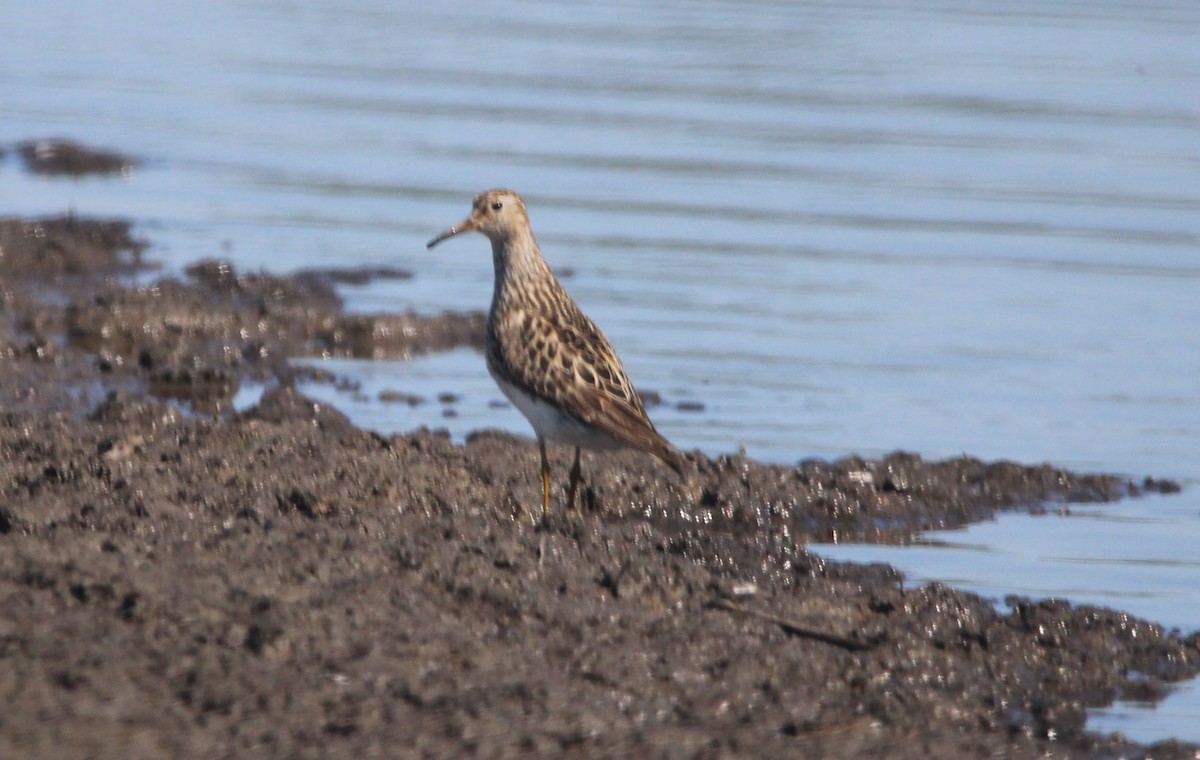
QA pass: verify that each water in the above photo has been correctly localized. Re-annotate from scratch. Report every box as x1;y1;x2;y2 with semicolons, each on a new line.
812;495;1200;742
4;0;1199;743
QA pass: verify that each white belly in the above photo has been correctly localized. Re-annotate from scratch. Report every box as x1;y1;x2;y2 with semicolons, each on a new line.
493;377;622;450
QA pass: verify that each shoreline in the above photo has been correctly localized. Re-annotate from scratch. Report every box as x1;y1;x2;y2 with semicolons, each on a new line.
1;213;1196;758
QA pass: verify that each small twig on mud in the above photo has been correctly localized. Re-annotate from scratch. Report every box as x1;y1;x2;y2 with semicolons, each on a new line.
705;597;882;652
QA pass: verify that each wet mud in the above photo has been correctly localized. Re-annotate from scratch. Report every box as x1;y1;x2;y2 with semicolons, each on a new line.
14;139;138;177
0;212;1197;759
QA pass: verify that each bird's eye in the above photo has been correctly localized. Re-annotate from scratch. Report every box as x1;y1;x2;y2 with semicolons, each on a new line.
490;201;503;211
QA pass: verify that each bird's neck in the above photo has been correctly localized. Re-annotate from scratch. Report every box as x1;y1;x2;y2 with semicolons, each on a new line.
490;228;554;306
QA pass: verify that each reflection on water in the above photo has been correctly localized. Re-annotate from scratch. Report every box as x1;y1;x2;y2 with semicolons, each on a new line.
4;0;1200;743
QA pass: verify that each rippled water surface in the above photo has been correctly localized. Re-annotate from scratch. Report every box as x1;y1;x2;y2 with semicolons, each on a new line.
5;0;1200;743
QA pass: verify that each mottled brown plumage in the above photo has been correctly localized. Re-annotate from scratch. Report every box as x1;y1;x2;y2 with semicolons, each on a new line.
427;189;682;520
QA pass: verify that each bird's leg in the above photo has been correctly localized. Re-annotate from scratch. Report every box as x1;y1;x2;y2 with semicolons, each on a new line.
539;437;551;528
566;446;582;511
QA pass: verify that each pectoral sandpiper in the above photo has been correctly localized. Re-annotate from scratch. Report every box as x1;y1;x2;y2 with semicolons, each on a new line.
427;189;683;522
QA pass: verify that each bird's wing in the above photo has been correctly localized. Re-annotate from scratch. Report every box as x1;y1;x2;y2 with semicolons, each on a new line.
488;300;681;471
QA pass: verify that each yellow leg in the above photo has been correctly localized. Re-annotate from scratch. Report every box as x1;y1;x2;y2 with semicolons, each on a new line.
566;446;582;511
538;437;550;526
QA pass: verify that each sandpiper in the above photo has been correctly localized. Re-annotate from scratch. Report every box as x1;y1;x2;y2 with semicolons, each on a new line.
427;189;683;522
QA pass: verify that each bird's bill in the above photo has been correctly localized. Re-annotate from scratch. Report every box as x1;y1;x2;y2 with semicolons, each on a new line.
426;215;479;249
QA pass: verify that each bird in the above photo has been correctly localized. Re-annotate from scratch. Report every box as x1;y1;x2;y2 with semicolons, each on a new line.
427;189;683;523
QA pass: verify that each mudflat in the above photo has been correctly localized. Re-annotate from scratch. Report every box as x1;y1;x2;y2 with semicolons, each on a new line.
0;214;1195;759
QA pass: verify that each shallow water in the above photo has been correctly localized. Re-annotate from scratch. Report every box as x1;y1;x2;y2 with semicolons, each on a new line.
812;493;1200;742
5;0;1200;743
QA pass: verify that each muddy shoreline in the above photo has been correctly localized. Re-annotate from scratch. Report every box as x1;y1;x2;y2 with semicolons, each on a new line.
1;213;1196;758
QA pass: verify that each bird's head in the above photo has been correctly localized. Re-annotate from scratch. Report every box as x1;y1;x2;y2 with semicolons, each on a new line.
427;188;529;248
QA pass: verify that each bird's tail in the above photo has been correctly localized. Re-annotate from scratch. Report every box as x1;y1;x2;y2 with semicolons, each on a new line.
653;442;686;477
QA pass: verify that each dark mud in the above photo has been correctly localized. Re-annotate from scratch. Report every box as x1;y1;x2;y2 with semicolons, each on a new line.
1;214;1197;759
15;139;138;177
